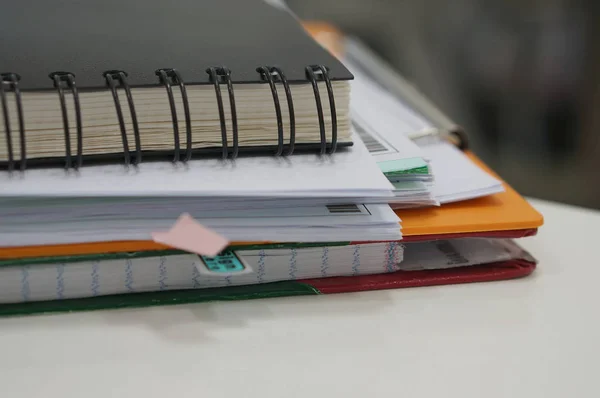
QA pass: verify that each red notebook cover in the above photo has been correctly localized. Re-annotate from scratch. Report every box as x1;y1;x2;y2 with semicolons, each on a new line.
304;259;536;294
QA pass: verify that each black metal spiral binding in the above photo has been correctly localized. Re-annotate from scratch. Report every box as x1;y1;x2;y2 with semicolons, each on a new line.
1;73;26;171
49;72;83;169
2;64;343;171
206;66;239;159
305;65;338;155
270;67;296;156
257;66;300;156
103;70;142;166
257;66;284;156
155;68;193;162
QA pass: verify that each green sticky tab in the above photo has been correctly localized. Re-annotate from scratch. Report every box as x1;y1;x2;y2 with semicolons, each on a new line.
384;165;430;177
377;157;429;174
200;251;246;273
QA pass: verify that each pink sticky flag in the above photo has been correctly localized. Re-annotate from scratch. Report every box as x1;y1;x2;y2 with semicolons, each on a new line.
151;213;229;257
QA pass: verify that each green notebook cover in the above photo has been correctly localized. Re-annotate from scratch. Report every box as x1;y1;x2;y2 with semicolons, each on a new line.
0;281;321;317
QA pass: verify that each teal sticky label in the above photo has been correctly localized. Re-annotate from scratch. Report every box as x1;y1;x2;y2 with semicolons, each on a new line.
199;251;247;274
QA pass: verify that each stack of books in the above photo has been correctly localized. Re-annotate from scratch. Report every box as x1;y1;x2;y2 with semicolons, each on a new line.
0;0;543;316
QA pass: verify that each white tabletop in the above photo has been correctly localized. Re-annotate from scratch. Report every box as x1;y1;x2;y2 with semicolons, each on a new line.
0;198;597;398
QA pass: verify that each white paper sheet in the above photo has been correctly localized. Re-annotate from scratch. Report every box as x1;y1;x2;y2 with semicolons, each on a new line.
0;203;402;246
422;142;504;203
400;238;535;271
0;135;393;198
346;58;504;203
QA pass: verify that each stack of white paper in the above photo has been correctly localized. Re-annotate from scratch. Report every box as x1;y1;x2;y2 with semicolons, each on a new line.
0;137;402;247
348;64;437;208
344;38;505;205
0;203;400;246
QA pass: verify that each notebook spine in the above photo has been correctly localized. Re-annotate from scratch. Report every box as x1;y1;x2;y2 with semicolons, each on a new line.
0;65;341;171
0;65;340;171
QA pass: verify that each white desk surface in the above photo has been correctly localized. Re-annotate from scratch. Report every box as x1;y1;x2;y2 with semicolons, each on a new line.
0;198;597;398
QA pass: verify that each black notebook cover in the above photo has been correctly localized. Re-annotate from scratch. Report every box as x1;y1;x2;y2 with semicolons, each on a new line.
0;0;353;90
1;0;354;169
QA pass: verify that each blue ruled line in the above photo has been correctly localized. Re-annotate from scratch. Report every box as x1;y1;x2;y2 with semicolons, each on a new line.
321;247;329;277
158;257;168;290
91;261;100;296
352;245;361;276
257;249;266;283
56;264;65;299
125;259;134;293
386;242;397;272
20;266;30;302
289;248;298;280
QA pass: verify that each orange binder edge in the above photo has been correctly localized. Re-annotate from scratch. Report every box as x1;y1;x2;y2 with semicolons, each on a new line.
0;241;266;260
398;151;544;236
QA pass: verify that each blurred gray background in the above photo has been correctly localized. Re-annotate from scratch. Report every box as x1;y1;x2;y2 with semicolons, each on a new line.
286;0;600;209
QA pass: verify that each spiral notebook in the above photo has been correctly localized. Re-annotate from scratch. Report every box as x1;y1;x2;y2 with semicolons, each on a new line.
0;0;353;171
